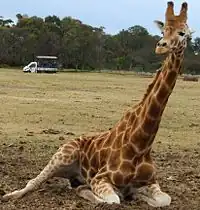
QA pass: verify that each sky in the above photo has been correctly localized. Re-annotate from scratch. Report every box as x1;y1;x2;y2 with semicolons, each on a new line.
1;0;200;37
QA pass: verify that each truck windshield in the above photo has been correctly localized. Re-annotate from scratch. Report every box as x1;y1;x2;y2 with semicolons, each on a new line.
38;59;57;68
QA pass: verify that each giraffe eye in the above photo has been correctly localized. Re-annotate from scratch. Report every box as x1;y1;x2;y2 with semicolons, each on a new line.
178;32;185;36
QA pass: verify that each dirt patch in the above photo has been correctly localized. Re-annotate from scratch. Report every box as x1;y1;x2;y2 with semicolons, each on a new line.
40;128;62;135
39;129;75;136
0;143;200;210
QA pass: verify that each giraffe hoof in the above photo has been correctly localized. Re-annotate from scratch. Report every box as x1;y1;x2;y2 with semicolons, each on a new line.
139;191;171;207
103;193;120;204
2;190;23;201
149;192;171;207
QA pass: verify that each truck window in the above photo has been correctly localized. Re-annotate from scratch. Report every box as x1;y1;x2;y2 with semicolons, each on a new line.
29;63;35;68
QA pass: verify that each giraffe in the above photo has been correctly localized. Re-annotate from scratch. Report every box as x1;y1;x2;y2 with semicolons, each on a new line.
2;1;194;208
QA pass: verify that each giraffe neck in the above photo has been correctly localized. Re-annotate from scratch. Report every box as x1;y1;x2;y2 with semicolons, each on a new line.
114;44;185;152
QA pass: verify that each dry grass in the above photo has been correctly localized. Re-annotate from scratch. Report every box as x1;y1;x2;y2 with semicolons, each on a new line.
0;68;199;151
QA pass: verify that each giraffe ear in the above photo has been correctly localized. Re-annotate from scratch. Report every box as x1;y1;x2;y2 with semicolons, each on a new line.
190;28;195;35
188;28;195;40
154;20;164;33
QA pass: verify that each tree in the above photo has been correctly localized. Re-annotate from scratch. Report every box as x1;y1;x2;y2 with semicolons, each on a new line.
193;37;200;53
128;25;149;36
0;16;13;27
0;13;199;74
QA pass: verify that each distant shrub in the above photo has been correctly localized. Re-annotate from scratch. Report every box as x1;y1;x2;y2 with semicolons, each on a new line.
183;75;199;82
0;64;10;68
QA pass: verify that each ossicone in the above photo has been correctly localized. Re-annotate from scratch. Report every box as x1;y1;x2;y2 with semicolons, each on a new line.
179;2;188;22
166;1;175;21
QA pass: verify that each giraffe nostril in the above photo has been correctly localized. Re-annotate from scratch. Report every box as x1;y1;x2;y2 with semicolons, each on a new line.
162;42;167;47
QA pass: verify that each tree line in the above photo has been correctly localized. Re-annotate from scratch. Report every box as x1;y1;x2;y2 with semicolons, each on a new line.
0;14;200;74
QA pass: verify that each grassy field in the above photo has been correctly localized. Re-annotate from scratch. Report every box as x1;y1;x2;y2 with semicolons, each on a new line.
0;69;200;210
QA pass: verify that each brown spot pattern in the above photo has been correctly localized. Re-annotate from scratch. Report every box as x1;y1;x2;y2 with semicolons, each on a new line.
157;82;169;102
112;132;123;149
103;131;115;148
99;148;111;167
122;144;137;160
109;149;121;171
120;161;135;174
148;97;161;118
165;71;177;87
134;163;155;182
142;115;157;134
112;172;124;185
90;152;100;169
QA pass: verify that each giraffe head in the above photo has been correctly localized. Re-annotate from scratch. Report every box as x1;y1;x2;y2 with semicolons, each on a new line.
154;1;194;54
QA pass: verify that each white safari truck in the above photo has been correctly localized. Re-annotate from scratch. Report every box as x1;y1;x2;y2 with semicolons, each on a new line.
23;56;58;73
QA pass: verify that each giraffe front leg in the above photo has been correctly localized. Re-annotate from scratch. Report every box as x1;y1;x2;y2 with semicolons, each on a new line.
2;141;80;201
137;183;171;207
90;176;120;204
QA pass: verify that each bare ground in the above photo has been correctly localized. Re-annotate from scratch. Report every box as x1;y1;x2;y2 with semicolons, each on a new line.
0;69;200;210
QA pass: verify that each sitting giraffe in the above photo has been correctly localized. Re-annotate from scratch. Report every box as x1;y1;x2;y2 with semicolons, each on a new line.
2;1;194;207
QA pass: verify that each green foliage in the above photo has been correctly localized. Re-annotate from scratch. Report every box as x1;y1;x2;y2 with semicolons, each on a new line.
0;15;199;74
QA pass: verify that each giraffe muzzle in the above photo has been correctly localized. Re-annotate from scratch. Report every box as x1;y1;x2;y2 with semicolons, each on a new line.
155;40;170;54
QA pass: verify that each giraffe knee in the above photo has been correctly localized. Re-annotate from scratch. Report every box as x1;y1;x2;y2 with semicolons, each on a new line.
135;163;155;182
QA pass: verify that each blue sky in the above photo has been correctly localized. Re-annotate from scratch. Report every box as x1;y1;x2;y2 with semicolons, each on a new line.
1;0;200;37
